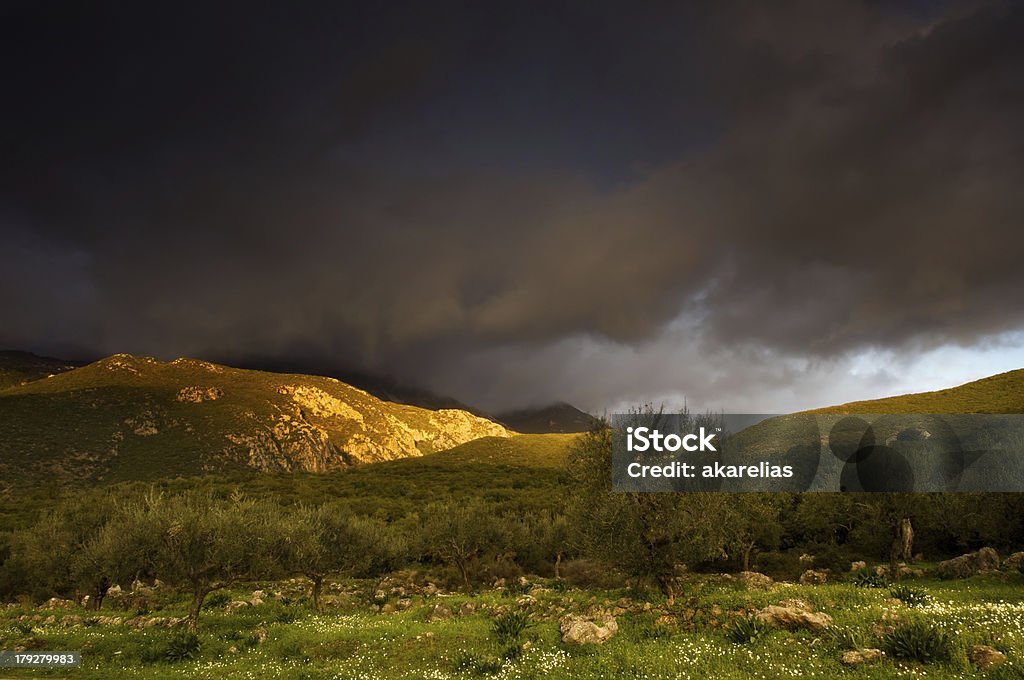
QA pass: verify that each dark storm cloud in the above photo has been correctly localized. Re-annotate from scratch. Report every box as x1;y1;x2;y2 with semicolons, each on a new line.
1;0;1022;409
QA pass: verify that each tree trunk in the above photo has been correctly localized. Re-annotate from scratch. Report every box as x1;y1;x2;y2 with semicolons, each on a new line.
656;574;677;605
188;588;209;632
311;575;323;613
554;552;562;579
743;543;754;572
455;559;471;590
899;518;914;561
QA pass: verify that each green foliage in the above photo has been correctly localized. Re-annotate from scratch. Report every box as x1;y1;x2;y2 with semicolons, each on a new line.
724;616;772;644
826;626;867;651
140;630;202;664
883;620;956;664
491;611;532;645
890;584;930;607
854;570;888;588
567;408;733;601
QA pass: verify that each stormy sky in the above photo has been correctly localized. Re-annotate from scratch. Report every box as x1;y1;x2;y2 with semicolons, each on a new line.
2;0;1024;413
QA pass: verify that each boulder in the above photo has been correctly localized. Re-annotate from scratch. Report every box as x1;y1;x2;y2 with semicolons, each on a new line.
738;571;774;590
756;602;832;632
560;614;618;644
969;645;1007;669
41;597;75;610
427;604;452;621
249;590;265;606
458;602;476;617
799;569;828;585
841;649;885;666
1002;552;1024;571
224;601;250;614
850;561;867;572
936;547;1000;579
799;554;815;566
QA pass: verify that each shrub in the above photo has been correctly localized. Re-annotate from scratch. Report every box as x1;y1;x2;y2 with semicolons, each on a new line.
725;616;772;644
890;584;930;607
883;621;955;664
853;570;887;588
141;631;202;664
491;611;532;645
561;559;620;589
203;591;231;611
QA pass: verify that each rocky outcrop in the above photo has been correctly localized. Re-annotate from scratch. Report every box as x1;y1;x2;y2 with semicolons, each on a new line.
560;614;619;644
937;547;1000;579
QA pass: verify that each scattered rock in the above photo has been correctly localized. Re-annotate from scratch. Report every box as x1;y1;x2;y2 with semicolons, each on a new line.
249;590;264;606
739;571;774;590
41;597;75;610
872;610;901;637
850;561;867;572
799;553;815;566
799;569;828;585
1003;552;1024;571
176;386;224;403
458;602;476;617
969;645;1007;669
224;601;250;614
756;601;832;632
560;615;619;644
841;649;885;666
937;547;1000;579
427;604;452;621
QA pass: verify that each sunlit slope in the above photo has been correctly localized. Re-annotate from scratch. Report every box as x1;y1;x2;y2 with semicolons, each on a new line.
807;369;1024;415
0;354;508;485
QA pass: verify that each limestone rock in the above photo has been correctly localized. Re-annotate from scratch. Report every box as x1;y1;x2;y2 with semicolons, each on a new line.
850;561;867;572
427;604;452;621
969;645;1007;669
937;547;1000;578
841;649;885;666
1003;552;1024;571
560;614;619;644
756;602;832;631
799;569;828;585
739;571;773;590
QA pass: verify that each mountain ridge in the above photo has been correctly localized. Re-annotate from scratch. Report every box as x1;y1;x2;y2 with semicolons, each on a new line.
0;353;509;485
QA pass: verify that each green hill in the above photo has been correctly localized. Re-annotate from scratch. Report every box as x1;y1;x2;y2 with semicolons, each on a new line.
805;369;1024;415
0;353;509;486
0;350;83;391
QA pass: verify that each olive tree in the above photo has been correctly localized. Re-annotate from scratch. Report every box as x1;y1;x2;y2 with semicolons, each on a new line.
140;491;285;630
567;414;732;604
285;503;400;611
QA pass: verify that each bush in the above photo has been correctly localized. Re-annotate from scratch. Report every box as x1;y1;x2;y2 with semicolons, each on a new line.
853;570;887;588
141;631;202;664
561;559;620;589
203;591;231;611
890;584;930;607
883;621;956;664
491;611;532;645
725;616;772;644
753;552;801;581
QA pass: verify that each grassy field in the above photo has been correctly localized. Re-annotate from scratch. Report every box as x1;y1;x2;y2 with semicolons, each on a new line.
2;570;1023;679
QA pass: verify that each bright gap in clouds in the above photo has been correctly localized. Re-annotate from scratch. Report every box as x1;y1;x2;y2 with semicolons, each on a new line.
438;329;1024;416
